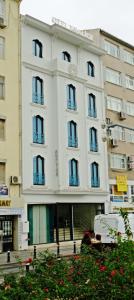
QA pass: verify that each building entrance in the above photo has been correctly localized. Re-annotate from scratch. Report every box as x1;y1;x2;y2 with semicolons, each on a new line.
0;216;13;252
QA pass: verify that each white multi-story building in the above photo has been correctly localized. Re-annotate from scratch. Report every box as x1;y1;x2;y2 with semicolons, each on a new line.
21;15;109;248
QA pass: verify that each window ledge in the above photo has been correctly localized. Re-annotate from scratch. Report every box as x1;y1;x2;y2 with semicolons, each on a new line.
66;109;78;114
30;102;47;109
31;185;48;190
88;151;100;155
67;147;80;151
105;80;121;87
111;168;126;172
30;143;48;148
87;116;99;121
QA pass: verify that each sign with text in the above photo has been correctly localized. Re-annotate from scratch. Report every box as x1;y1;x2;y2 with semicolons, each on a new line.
116;176;127;192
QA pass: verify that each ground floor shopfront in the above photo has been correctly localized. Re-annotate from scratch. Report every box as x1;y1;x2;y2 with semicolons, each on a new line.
25;193;107;246
0;208;25;252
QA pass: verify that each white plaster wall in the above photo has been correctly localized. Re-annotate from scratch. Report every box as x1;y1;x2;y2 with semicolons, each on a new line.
21;19;109;202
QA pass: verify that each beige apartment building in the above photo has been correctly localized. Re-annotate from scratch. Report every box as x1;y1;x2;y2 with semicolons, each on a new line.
0;0;24;252
88;29;134;213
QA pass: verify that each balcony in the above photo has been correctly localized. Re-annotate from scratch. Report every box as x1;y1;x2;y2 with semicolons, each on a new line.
67;100;77;111
69;176;79;186
32;93;44;105
90;143;98;152
88;109;97;118
33;132;44;144
33;173;45;185
91;178;100;188
68;136;78;148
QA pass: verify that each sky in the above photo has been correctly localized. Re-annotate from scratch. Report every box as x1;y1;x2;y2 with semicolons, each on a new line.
20;0;134;45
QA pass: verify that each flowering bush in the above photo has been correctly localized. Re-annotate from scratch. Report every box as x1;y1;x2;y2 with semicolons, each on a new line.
0;211;133;299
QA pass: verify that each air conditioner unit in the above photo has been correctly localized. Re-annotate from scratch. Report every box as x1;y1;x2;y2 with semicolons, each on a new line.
119;111;126;120
111;138;118;147
0;17;6;28
10;176;21;185
106;118;111;125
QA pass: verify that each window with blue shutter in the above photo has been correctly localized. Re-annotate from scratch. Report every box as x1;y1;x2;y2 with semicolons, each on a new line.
89;127;98;152
32;39;43;58
33;155;45;185
88;93;97;118
91;162;100;188
32;76;44;105
68;121;78;147
87;61;95;77
69;159;79;186
67;84;77;110
33;115;44;144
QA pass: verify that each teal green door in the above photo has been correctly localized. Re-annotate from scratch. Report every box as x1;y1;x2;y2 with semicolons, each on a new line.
28;205;47;245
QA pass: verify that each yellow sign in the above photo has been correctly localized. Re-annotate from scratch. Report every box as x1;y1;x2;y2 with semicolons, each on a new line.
0;200;11;207
116;176;127;192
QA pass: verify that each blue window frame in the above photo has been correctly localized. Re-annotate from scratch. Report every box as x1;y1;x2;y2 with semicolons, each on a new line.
88;93;97;118
33;155;45;185
69;159;79;186
32;76;44;105
62;51;71;62
91;162;100;188
67;84;77;110
89;127;98;152
87;61;95;77
68;121;78;148
32;39;43;58
33;115;44;144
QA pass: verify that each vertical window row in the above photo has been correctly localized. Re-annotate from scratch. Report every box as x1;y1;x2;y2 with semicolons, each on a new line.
32;39;43;58
33;115;44;144
33;155;45;185
32;76;44;105
68;121;78;148
89;127;98;152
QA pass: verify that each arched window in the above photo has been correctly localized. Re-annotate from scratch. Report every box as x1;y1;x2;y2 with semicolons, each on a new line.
33;155;45;185
68;121;78;147
91;162;100;187
87;61;95;77
67;84;76;110
88;93;97;118
89;127;98;152
69;159;79;186
32;76;44;104
62;51;71;62
33;115;44;144
32;39;43;58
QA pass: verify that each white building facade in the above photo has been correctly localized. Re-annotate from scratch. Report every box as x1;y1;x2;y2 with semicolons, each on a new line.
21;16;109;248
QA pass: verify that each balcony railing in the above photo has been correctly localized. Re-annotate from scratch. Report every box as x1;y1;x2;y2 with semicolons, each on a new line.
68;136;78;148
91;178;100;188
69;176;79;186
33;132;44;144
67;100;77;110
90;143;98;152
33;173;45;185
32;93;44;105
88;109;97;118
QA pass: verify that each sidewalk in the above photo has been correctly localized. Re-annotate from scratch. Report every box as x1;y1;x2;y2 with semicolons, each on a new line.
0;240;81;265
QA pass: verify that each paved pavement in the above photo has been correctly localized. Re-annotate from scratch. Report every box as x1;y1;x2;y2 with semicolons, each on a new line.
0;240;81;265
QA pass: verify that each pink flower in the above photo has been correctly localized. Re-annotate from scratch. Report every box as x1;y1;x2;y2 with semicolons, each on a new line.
119;267;124;275
24;257;33;264
44;288;49;292
111;270;117;277
99;265;107;272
